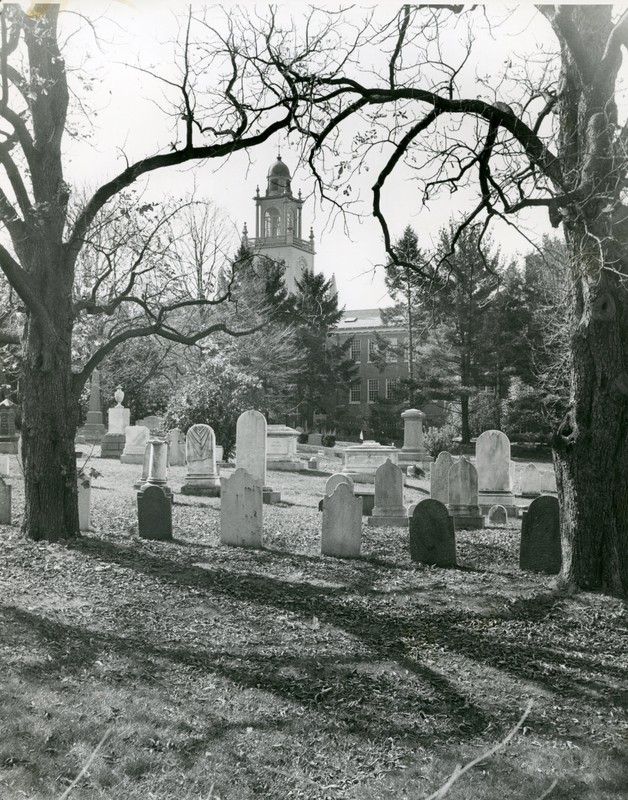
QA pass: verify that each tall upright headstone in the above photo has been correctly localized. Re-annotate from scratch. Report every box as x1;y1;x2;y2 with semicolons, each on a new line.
220;468;263;548
447;457;483;529
78;369;106;443
520;495;561;574
430;451;456;504
520;463;542;497
181;424;220;496
409;499;456;567
236;410;280;503
120;426;150;464
0;475;12;525
368;459;408;527
167;427;186;466
397;408;433;468
77;471;91;531
137;440;173;540
321;483;362;558
101;385;129;459
475;430;515;515
0;399;19;455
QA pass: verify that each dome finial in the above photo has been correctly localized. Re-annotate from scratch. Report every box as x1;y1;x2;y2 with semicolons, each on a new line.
277;147;282;161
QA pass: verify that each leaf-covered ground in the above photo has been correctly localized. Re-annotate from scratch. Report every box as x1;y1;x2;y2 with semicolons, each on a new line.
0;453;626;800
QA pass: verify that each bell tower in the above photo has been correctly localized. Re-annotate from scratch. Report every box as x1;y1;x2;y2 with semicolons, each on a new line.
249;154;315;292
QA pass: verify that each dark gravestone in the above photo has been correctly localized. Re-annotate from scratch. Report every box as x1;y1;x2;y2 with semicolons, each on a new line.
409;499;456;567
519;495;561;574
137;485;173;541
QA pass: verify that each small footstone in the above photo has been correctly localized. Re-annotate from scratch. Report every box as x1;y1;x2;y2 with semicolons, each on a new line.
519;495;561;574
409;499;456;567
488;504;508;526
137;485;173;541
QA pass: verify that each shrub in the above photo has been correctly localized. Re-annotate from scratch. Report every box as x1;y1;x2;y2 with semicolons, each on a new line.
423;423;459;457
321;434;336;448
297;432;308;444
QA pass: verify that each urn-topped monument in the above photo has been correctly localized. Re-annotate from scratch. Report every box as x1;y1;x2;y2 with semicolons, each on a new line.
396;408;433;468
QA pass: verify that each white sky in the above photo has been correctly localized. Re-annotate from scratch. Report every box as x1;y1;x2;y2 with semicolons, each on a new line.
52;2;565;308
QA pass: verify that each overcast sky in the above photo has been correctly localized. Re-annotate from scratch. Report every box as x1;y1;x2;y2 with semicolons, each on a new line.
54;1;563;309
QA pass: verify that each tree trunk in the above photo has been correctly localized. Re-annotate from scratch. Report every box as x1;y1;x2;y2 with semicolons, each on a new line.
460;394;470;443
20;283;80;542
553;250;628;595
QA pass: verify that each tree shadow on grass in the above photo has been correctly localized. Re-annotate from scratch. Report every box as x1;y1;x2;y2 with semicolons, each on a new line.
69;535;628;716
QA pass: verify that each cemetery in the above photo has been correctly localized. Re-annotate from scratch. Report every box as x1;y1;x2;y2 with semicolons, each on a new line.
0;4;627;800
0;423;626;799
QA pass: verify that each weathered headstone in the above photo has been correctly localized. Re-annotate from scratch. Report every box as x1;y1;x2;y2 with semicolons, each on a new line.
447;457;483;529
342;440;400;484
120;426;150;464
520;495;561;574
77;472;91;531
136;415;165;433
133;442;151;489
368;459;408;527
409;499;456;567
267;424;304;471
308;457;320;471
181;424;220;496
430;451;455;504
325;473;354;496
321;482;362;558
0;399;19;455
220;468;263;548
476;430;515;515
488;504;508;526
145;440;170;490
0;476;11;525
137;485;173;541
520;463;542;497
236;410;280;503
540;469;558;494
167;428;186;466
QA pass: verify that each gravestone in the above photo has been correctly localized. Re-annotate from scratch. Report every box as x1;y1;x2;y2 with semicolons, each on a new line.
475;430;515;515
488;504;508;526
368;459;408;527
137;485;173;541
181;424;220;496
325;473;354;496
133;442;151;489
520;495;561;574
321;483;362;558
136;415;165;433
409;499;456;567
0;399;19;454
0;476;11;525
540;469;558;494
397;408;433;467
215;445;224;463
447;457;483;529
120;426;150;464
100;433;125;459
77;369;106;443
220;468;263;548
0;455;9;476
520;463;542;497
430;451;455;504
236;410;280;503
77;473;91;531
308;457;320;471
145;440;171;491
267;424;304;471
167;428;186;467
342;440;400;484
107;385;130;435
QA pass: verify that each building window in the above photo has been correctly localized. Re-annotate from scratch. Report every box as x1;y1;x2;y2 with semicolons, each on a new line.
368;339;377;362
386;378;399;400
350;339;361;361
349;381;361;404
264;208;280;237
368;378;379;403
479;385;496;395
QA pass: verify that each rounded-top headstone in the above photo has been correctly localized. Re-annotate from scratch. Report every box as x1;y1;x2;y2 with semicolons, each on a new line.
488;504;508;526
431;451;455;504
409;499;456;567
520;495;561;574
476;430;511;492
447;456;478;507
325;473;354;496
236;410;267;485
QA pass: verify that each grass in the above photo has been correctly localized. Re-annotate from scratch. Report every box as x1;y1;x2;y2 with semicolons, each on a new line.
0;452;626;800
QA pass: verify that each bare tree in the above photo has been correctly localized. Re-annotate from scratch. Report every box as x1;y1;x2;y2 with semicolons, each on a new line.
0;4;299;541
234;4;628;594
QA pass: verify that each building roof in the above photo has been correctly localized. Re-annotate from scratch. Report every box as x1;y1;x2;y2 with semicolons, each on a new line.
336;308;404;333
267;155;291;178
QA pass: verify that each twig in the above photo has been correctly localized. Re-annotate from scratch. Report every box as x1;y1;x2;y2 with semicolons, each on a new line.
424;701;534;799
57;730;111;800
